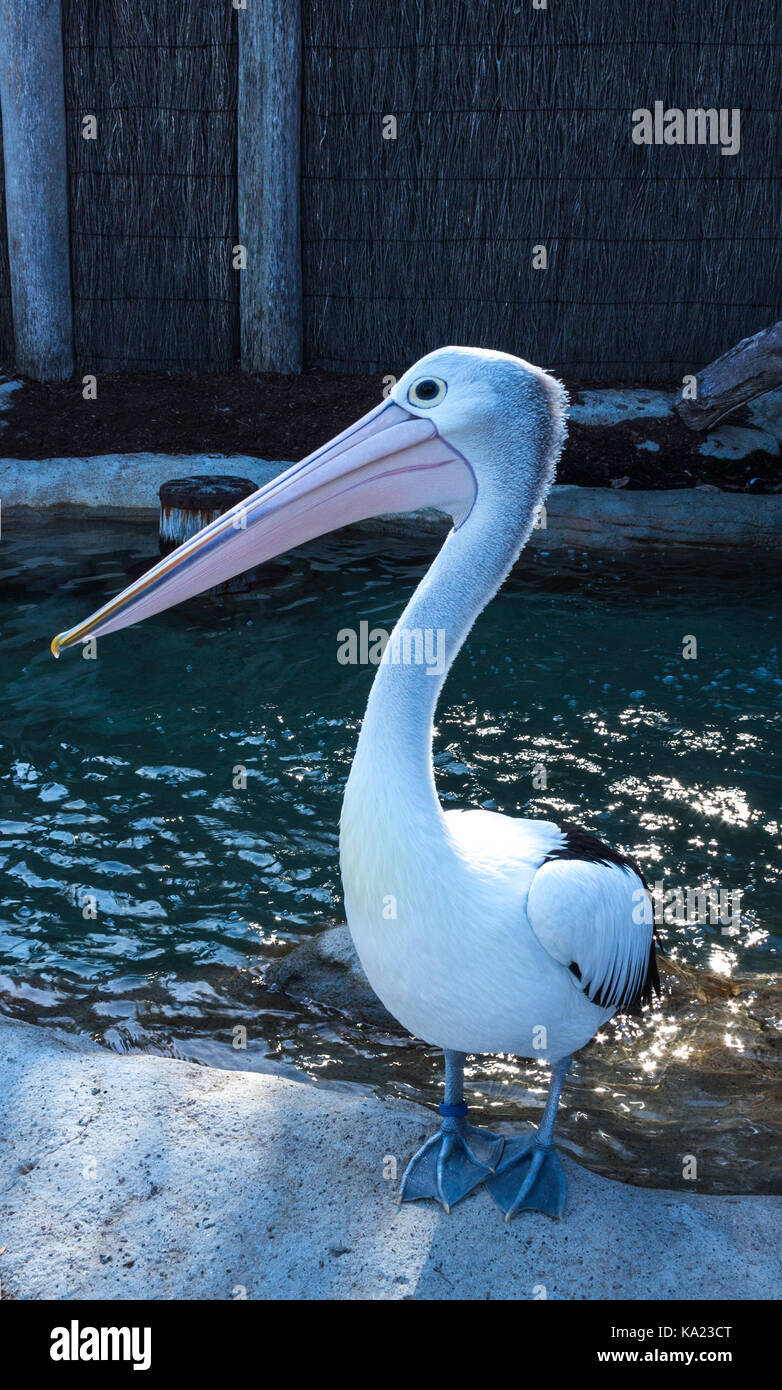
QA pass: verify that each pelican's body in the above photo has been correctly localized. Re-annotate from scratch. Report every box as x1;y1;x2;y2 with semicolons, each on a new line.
339;352;653;1074
52;345;658;1221
343;800;618;1061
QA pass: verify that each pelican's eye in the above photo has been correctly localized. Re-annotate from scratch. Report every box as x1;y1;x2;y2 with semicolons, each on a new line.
407;376;447;408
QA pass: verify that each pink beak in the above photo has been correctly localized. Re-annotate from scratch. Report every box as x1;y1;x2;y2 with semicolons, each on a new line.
50;399;476;656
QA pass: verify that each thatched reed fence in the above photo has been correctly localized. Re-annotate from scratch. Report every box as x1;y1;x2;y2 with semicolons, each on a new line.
62;0;239;374
0;0;780;381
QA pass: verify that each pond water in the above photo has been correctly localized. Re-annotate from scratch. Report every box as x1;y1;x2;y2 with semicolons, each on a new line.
1;513;780;1194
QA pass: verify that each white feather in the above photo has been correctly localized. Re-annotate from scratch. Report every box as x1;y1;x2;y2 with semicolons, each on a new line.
527;858;652;1009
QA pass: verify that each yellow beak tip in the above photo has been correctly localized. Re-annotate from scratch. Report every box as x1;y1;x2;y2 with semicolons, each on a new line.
50;634;64;659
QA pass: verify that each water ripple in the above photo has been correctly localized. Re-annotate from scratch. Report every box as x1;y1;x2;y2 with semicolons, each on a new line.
0;516;780;1192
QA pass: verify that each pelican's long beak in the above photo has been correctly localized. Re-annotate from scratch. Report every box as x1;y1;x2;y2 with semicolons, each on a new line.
50;399;476;656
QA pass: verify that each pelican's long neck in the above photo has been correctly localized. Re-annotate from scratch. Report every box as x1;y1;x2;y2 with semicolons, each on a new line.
345;494;537;832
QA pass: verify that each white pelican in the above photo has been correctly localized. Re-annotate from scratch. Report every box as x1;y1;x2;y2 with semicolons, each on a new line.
51;347;658;1220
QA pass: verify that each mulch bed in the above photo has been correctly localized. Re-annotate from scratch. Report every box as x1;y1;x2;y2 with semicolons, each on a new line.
0;365;778;492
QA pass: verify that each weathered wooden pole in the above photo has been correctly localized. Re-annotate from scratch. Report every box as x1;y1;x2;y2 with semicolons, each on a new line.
159;475;261;592
237;0;303;374
0;0;73;381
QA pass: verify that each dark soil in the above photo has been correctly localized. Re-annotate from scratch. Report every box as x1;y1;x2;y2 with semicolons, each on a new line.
0;367;384;467
0;365;779;492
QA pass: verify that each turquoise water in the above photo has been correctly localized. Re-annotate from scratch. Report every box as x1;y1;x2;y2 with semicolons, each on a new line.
1;514;780;1193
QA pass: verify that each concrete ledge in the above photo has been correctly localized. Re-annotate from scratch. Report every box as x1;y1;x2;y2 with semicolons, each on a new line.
0;1016;779;1300
539;484;782;551
2;452;782;550
0;452;273;516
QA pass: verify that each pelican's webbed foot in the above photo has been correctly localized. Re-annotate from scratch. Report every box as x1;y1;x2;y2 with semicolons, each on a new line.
486;1054;572;1221
400;1115;504;1213
485;1135;566;1220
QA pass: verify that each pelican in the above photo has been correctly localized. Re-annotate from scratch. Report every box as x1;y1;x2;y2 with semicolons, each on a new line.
51;347;658;1220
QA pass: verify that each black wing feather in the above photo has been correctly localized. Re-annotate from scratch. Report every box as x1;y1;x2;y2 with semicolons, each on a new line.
546;822;660;1016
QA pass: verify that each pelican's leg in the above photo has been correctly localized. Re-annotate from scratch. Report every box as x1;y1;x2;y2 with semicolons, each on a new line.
399;1050;505;1213
486;1055;571;1221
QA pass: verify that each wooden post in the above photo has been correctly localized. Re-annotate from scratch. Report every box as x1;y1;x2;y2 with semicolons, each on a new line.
159;475;260;591
0;0;73;381
237;0;302;374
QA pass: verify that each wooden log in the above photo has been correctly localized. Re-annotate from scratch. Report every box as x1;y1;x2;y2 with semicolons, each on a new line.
675;320;782;431
237;0;302;374
159;475;259;591
159;475;258;550
0;0;73;381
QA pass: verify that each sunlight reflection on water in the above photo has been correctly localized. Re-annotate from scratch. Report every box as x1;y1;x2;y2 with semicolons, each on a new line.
0;514;780;1193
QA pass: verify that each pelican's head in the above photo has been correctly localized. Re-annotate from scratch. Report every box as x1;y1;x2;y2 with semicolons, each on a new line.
51;346;567;656
391;345;567;511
